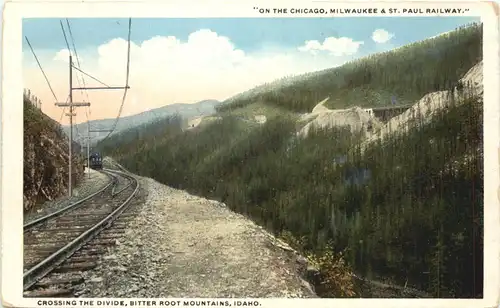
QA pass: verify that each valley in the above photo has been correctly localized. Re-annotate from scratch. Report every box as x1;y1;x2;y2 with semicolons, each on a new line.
93;23;484;298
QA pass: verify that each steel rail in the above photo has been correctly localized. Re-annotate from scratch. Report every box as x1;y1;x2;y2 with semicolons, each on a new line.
23;171;140;291
105;168;135;197
103;158;131;174
23;171;115;231
112;179;133;197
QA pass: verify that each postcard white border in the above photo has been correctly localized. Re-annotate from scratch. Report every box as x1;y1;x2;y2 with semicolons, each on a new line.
2;1;499;307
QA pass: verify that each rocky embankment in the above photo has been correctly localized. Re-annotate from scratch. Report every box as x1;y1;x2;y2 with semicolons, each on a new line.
296;61;482;142
23;96;85;213
298;97;382;138
362;61;483;147
79;173;318;298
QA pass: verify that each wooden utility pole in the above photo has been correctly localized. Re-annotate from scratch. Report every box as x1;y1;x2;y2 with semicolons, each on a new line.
87;124;91;179
55;55;90;197
69;55;74;196
55;54;130;197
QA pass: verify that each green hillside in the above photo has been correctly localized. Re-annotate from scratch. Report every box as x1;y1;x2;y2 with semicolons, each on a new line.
218;22;481;113
97;23;483;298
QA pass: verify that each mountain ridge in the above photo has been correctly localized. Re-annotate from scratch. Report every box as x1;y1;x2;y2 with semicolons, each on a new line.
64;99;221;146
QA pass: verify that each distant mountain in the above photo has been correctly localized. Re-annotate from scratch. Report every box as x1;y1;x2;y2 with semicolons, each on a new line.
64;99;221;147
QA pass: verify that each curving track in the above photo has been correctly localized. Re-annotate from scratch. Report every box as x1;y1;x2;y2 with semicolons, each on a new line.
23;167;142;297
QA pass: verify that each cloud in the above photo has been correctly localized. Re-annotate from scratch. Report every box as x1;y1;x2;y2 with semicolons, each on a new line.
24;29;357;124
371;29;394;44
53;48;84;63
298;36;364;56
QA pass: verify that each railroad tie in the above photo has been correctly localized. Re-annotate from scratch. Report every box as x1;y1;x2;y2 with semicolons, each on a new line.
23;169;139;295
34;275;84;288
52;261;98;273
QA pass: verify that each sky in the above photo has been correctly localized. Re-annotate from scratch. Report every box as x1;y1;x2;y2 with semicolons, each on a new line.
22;17;480;125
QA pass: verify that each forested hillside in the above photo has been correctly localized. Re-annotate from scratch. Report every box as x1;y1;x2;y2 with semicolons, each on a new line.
218;22;481;113
97;23;483;298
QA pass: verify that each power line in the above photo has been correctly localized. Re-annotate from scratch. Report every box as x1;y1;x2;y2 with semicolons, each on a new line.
101;17;132;141
57;21;73;123
55;19;131;196
65;19;82;70
66;18;113;164
59;20;83;138
59;95;69;122
61;19;88;138
71;66;110;88
24;36;59;102
114;17;133;126
59;20;71;52
55;19;91;196
66;18;91;103
54;53;91;197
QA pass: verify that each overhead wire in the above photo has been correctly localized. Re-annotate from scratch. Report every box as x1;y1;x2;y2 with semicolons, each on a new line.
71;66;110;88
59;20;82;138
57;20;73;125
101;17;132;141
24;36;59;103
66;19;88;141
63;19;95;143
59;20;71;51
66;18;91;104
59;95;70;122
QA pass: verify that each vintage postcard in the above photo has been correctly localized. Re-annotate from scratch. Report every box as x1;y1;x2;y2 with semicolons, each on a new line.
1;0;499;307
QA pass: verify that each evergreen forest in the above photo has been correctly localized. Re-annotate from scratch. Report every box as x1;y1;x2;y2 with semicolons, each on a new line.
96;22;484;298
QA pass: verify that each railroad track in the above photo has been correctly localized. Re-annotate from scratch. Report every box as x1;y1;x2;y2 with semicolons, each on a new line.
23;167;142;297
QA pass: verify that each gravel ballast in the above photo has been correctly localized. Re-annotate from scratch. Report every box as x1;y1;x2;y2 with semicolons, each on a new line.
80;176;317;298
24;168;110;224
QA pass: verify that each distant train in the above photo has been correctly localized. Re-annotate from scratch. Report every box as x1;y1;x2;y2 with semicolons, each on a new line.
89;152;103;170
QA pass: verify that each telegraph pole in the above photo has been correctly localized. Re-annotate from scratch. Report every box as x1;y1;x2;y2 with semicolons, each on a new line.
87;124;91;179
55;54;130;197
56;55;90;197
55;17;131;197
69;55;73;196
